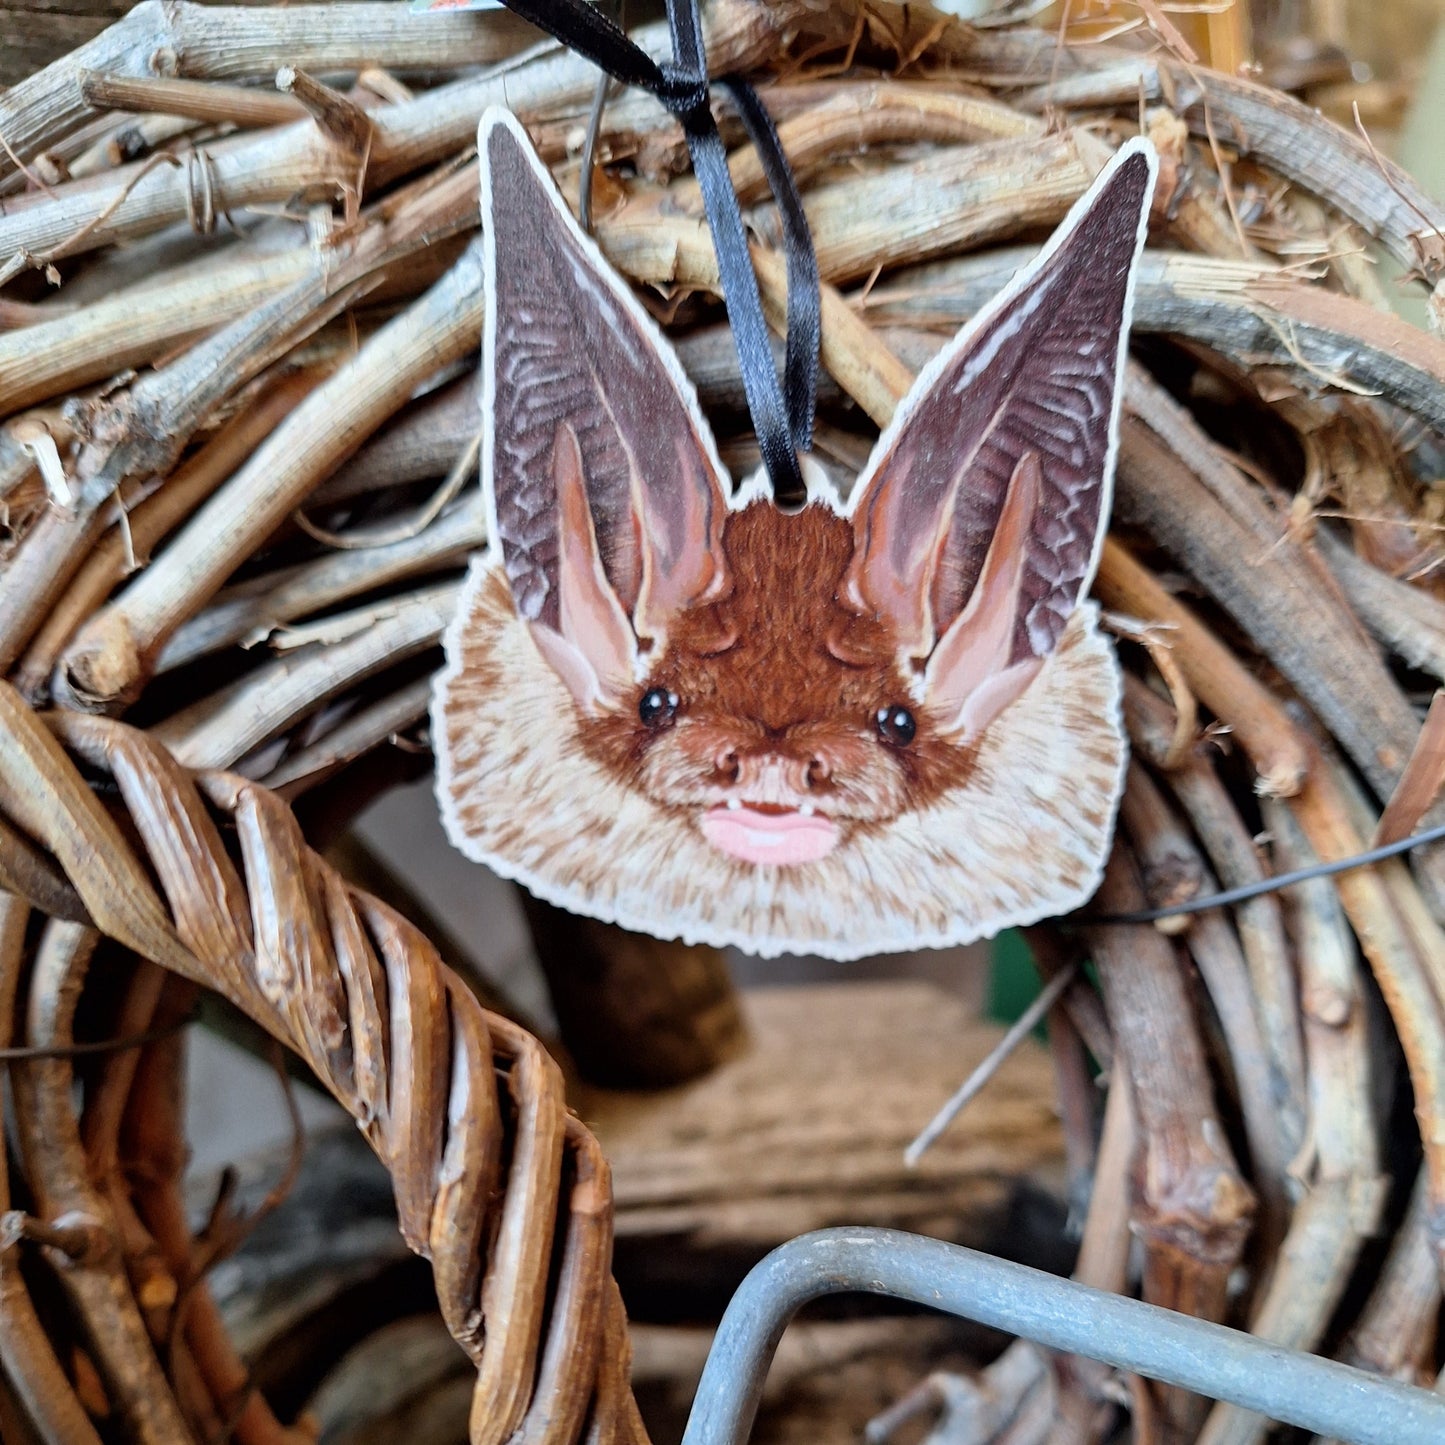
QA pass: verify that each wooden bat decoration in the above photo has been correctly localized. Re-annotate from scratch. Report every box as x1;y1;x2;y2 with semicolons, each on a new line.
434;109;1157;960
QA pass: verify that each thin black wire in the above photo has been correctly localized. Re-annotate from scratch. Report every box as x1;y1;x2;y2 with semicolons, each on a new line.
577;0;620;233
577;76;612;233
487;0;820;506
0;1009;195;1062
1089;818;1445;925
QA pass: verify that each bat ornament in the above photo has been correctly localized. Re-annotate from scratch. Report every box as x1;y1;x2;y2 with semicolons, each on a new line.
434;110;1157;960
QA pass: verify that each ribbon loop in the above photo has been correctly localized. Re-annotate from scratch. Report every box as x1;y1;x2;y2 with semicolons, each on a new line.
720;76;820;457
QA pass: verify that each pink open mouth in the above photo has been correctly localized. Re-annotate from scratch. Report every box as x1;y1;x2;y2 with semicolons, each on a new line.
700;804;840;866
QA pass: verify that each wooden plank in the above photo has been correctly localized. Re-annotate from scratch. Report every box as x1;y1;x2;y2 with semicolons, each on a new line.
583;980;1068;1313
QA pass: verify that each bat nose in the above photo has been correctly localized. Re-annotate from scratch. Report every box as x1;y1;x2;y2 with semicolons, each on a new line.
730;750;830;797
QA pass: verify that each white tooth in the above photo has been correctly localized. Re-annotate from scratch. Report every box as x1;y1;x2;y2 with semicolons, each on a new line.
726;798;741;811
799;802;815;817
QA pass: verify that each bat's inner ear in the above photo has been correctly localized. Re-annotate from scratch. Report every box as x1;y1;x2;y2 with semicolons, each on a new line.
524;424;639;715
922;452;1045;742
630;436;734;644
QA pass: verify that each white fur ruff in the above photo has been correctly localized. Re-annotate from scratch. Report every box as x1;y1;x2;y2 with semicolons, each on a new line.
432;561;1127;961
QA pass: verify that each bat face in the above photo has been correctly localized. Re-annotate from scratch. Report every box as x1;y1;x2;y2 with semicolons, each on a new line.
574;499;978;866
433;110;1157;960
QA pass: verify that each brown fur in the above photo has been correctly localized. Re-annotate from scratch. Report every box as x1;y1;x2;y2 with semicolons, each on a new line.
584;501;978;835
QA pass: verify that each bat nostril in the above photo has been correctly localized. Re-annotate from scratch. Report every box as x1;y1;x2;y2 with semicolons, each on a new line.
716;749;740;783
805;757;831;790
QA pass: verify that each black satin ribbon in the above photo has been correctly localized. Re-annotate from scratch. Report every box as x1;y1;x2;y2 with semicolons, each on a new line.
719;76;820;457
494;0;820;505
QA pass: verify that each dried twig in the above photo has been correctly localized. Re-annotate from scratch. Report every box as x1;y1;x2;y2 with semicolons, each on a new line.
151;581;460;770
0;1;541;193
1010;50;1445;293
160;493;482;676
1376;692;1445;848
1118;759;1292;1247
1197;798;1384;1445
905;965;1077;1166
53;240;483;712
10;919;192;1442
0;895;104;1445
14;368;327;701
80;71;307;129
1337;1170;1439;1382
0;3;791;266
1085;842;1256;1437
860;249;1445;437
1123;678;1308;1162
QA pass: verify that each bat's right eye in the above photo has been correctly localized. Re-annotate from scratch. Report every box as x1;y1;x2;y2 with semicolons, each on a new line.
639;687;679;730
876;704;917;747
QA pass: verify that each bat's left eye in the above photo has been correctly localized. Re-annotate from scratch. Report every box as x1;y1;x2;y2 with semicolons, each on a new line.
639;687;679;729
876;704;916;747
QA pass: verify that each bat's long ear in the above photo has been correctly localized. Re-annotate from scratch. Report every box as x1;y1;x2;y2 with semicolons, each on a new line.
846;139;1156;741
479;108;731;711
